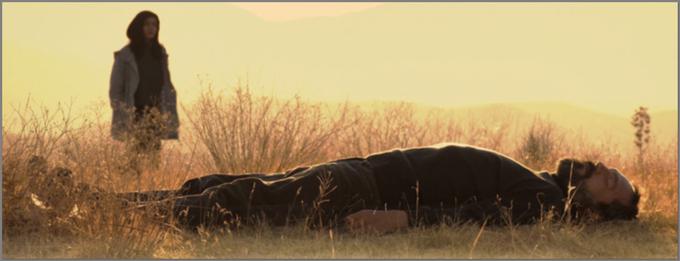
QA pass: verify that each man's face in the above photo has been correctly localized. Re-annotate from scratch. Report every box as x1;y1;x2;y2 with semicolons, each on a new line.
580;162;635;207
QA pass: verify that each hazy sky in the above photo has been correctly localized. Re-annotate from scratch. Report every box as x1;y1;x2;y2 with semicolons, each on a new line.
3;3;677;118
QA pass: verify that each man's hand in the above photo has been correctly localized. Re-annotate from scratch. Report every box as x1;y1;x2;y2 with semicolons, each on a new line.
344;209;409;234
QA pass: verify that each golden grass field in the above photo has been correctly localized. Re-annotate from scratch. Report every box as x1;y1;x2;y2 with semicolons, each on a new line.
3;86;678;258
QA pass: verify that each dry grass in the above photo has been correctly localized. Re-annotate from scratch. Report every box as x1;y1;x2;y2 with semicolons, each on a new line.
3;84;677;258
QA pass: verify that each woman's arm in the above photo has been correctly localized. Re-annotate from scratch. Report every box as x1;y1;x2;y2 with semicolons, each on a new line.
109;54;126;109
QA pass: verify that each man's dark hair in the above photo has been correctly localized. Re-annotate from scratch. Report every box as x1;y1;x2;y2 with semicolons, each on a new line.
126;10;164;61
554;158;641;221
555;158;596;187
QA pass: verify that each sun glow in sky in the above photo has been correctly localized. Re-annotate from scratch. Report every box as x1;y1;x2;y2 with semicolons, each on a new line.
2;3;677;119
232;3;383;21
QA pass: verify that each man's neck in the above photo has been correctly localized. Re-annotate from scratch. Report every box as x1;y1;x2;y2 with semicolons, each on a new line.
541;171;570;199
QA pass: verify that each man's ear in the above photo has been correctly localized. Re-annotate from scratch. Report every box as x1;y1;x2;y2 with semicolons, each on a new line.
557;159;581;176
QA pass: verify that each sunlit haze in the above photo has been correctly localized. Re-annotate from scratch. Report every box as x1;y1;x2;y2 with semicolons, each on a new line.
3;3;677;118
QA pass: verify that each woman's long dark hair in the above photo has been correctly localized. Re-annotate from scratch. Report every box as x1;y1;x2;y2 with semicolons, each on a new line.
127;10;163;61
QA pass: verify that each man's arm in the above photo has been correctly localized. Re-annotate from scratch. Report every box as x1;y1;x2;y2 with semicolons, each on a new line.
342;203;504;233
410;202;510;226
345;197;558;232
413;191;563;226
344;209;409;233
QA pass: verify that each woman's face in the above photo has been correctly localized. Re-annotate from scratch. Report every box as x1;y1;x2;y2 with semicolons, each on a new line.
142;16;159;41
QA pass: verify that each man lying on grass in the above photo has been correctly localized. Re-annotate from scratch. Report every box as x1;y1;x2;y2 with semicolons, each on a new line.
30;143;640;233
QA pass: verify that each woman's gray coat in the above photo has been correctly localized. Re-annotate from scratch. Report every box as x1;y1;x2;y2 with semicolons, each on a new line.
109;45;179;141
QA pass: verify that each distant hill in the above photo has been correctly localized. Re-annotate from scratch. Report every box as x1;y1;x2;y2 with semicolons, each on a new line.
346;100;677;151
452;102;677;151
650;109;679;143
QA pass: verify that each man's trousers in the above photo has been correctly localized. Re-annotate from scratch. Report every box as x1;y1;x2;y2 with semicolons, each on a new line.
165;158;383;230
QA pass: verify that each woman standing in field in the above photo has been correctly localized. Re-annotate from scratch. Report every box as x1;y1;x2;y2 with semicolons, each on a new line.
109;10;179;170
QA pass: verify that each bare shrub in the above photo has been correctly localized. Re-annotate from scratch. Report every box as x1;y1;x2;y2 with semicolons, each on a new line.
186;83;351;173
3;100;176;258
631;106;652;173
334;102;424;157
3;100;76;235
333;103;467;158
3;90;677;258
457;108;516;153
514;117;564;170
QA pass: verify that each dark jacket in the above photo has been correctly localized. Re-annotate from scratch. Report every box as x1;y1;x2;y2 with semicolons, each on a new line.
366;143;565;225
109;45;179;141
126;144;568;229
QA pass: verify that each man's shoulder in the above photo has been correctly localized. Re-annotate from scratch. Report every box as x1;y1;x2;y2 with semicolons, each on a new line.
403;143;474;154
425;142;470;149
427;143;500;154
537;172;565;197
